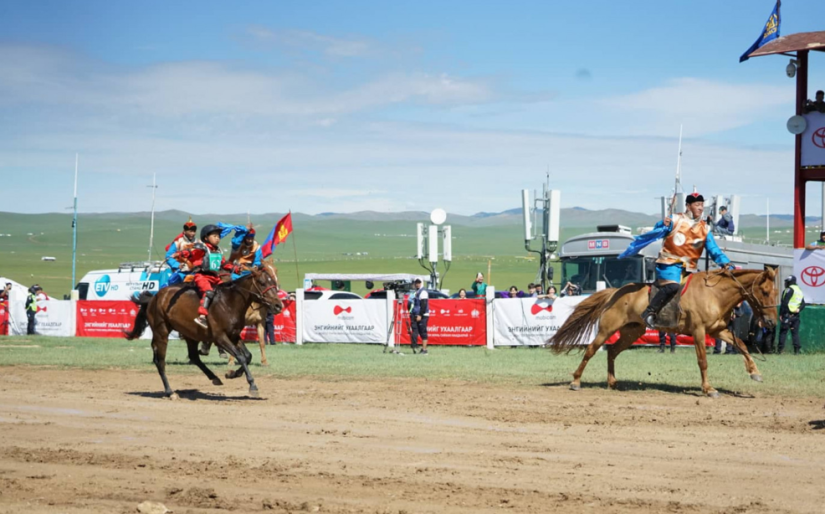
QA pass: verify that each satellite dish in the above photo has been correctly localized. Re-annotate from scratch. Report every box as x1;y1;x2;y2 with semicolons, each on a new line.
430;208;447;225
787;115;807;135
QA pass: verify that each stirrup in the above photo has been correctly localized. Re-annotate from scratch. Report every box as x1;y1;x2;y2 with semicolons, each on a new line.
194;316;208;329
644;314;657;329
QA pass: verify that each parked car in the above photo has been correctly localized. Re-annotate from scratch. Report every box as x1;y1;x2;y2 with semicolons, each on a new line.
449;291;479;299
304;290;363;301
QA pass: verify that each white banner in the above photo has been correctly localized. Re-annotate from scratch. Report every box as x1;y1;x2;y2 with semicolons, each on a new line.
793;249;825;303
8;299;75;337
302;299;388;343
801;112;825;167
492;296;589;346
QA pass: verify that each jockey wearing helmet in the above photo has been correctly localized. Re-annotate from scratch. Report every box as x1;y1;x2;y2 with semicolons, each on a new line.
623;192;731;328
172;224;233;329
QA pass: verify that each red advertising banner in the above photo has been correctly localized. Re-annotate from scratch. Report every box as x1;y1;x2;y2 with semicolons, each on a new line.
240;300;297;343
76;300;138;338
607;328;714;346
0;301;9;336
395;298;486;346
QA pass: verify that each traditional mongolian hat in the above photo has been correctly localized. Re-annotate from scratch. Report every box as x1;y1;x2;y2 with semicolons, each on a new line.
183;216;197;231
685;192;705;204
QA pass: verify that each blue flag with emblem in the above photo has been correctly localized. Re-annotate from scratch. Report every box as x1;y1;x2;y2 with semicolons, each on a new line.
739;1;781;63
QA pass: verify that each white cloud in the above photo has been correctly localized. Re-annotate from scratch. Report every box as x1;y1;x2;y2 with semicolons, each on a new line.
604;78;792;136
0;44;495;121
246;27;371;57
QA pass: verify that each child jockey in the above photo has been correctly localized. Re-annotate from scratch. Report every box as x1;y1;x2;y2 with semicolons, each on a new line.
228;224;262;279
173;224;233;329
163;217;198;287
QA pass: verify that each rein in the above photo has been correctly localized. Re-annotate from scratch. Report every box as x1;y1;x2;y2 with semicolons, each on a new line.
232;273;280;310
706;269;775;362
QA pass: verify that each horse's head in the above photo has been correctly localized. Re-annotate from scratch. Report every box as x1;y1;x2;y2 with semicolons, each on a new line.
248;264;284;315
751;267;779;329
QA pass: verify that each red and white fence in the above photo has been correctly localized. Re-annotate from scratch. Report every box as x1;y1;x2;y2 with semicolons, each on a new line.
1;287;713;347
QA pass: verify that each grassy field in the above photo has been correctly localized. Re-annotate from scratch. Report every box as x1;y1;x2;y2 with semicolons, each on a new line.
1;335;824;398
0;210;803;299
0;212;577;297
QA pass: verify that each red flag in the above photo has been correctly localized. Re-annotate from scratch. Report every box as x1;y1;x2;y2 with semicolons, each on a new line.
261;213;293;258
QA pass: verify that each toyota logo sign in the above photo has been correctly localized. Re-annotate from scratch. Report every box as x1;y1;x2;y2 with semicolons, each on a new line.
801;265;825;287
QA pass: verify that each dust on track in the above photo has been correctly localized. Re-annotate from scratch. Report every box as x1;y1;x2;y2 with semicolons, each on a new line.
0;367;823;514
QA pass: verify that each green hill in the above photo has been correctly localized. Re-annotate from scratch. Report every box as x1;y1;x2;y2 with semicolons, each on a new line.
0;209;799;298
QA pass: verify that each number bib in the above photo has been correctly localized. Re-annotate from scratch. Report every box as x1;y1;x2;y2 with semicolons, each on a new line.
204;252;222;272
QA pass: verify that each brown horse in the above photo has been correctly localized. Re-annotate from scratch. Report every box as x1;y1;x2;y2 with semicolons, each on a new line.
199;262;280;366
547;268;778;397
125;267;283;398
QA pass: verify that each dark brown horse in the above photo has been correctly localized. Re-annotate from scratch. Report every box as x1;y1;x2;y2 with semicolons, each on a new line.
125;267;283;398
547;268;778;397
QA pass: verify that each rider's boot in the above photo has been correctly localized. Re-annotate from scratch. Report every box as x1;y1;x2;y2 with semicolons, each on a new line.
641;283;680;329
194;291;214;329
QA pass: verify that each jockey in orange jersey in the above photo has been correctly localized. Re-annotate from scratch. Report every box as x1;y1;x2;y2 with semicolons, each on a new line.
228;225;262;279
172;224;233;329
621;192;731;328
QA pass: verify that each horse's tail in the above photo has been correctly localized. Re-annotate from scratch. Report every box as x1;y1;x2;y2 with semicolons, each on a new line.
547;282;650;354
124;302;149;340
547;289;616;354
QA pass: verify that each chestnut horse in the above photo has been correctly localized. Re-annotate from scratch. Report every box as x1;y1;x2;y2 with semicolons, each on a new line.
125;267;283;398
547;268;778;397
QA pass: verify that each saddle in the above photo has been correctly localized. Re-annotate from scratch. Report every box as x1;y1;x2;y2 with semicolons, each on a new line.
648;283;682;329
648;274;694;329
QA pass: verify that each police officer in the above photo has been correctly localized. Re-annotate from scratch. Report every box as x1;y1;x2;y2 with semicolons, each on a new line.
777;275;805;354
409;278;429;355
25;285;39;335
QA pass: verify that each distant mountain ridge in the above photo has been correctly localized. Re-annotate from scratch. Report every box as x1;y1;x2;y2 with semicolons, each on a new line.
3;208;817;229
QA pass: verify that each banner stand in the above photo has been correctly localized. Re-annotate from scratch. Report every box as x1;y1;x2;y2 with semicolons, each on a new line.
386;290;396;348
295;289;304;345
486;287;495;349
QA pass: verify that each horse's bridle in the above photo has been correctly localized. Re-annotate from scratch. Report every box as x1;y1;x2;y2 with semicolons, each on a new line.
236;270;281;310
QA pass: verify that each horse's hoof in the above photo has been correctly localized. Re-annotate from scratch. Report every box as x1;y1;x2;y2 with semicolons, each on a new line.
212;378;223;386
706;390;720;399
169;392;180;401
249;389;260;398
569;383;581;391
750;374;763;383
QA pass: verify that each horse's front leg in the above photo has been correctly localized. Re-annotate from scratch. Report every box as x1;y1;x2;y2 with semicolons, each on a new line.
222;335;258;397
257;322;269;366
717;328;762;382
691;327;717;397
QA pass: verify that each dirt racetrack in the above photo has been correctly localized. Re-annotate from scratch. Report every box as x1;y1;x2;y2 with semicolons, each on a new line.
1;367;824;514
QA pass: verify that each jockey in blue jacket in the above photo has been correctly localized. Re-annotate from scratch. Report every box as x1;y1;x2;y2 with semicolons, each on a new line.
620;192;731;328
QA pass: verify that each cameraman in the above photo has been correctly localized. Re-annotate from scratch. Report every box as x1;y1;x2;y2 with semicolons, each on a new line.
409;278;429;355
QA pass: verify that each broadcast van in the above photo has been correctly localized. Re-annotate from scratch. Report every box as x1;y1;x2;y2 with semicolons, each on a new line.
74;261;171;301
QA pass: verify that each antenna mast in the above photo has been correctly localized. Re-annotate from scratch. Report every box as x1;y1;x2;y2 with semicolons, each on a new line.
147;173;158;262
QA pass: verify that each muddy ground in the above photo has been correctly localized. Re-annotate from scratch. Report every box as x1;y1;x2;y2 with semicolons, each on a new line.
0;367;824;513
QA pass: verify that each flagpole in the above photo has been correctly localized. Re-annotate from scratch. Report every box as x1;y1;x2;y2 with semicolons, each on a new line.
289;210;301;288
147;173;157;262
71;154;79;289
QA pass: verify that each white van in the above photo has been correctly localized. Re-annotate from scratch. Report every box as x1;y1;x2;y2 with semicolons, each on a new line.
75;262;172;301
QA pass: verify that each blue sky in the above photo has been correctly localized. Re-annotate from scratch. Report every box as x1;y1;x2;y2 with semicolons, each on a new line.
1;0;824;215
